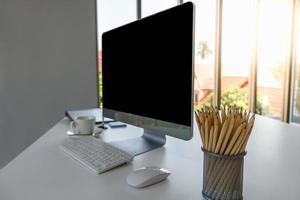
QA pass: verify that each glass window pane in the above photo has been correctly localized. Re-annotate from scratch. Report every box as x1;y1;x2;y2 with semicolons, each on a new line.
221;0;255;110
188;0;216;109
256;0;292;118
97;0;137;105
142;0;177;18
292;63;300;123
291;3;300;123
97;0;136;47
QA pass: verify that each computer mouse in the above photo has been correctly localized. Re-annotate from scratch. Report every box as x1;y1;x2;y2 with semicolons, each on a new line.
126;166;170;188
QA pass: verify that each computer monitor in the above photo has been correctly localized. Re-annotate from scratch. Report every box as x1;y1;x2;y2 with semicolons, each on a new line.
102;2;194;155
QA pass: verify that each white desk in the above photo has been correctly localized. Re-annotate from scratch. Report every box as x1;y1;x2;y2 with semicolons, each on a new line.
1;116;300;200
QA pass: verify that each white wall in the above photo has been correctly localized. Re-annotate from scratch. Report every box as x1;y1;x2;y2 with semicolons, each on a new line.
0;0;98;168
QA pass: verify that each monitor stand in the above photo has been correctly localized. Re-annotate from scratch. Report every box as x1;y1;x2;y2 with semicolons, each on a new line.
109;129;166;156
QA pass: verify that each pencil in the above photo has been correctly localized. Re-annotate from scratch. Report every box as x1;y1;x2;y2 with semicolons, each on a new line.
208;126;214;152
214;118;229;153
204;118;209;150
220;116;235;154
212;118;219;151
224;123;245;155
195;111;205;146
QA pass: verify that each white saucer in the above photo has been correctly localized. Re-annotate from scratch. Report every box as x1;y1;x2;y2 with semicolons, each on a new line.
67;127;104;136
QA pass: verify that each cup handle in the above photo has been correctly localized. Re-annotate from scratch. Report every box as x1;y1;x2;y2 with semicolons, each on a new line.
70;121;78;134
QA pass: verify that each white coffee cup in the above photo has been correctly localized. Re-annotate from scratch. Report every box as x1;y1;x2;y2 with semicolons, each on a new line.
70;116;96;135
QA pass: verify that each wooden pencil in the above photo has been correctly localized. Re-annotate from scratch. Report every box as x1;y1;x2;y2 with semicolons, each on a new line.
212;118;219;151
204;118;209;150
195;112;204;144
208;126;214;152
214;119;229;153
224;123;245;155
219;116;235;154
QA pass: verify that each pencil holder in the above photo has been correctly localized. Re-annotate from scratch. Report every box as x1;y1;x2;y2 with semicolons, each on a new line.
202;148;246;200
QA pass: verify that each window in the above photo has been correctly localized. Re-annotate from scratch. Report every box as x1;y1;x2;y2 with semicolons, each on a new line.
292;58;300;123
97;0;136;45
97;0;300;123
188;0;216;108
142;0;177;18
256;0;293;118
291;2;300;124
221;0;255;110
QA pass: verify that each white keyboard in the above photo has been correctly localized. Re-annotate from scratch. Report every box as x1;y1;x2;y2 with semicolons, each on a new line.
61;137;134;174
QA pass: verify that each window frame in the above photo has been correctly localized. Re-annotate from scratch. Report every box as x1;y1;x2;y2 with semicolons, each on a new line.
100;0;298;122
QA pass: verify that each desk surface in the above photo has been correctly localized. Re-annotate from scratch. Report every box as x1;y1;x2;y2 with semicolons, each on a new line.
1;116;300;200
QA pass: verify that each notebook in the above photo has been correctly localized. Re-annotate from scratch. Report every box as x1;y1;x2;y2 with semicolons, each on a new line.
65;108;114;124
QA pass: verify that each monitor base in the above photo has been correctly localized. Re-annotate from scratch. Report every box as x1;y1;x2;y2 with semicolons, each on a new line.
109;129;166;156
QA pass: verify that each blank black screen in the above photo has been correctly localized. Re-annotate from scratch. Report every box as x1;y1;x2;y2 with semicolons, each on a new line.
102;3;193;126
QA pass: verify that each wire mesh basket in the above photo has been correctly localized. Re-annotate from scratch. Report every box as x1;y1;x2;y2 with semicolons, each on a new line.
202;148;246;200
